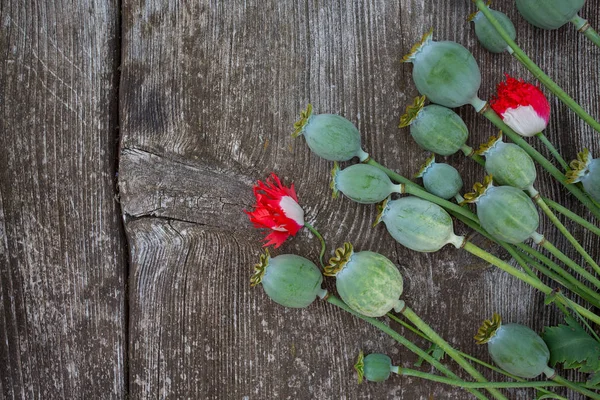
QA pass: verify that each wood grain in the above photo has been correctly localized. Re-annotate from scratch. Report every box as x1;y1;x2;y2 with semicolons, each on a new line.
121;0;597;399
0;1;126;398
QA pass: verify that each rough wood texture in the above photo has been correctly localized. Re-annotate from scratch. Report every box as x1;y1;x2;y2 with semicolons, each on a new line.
119;1;599;399
0;1;126;398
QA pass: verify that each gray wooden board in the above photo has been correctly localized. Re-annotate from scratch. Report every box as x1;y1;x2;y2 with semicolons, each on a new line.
119;0;600;399
0;0;126;398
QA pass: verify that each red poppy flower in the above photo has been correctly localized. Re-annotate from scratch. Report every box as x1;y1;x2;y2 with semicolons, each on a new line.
490;75;550;137
245;173;305;248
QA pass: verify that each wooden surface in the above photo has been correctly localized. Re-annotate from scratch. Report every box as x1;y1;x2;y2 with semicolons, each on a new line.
2;0;600;399
0;0;126;398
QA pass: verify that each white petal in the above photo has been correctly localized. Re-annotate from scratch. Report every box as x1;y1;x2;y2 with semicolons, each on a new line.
279;196;305;226
502;105;547;137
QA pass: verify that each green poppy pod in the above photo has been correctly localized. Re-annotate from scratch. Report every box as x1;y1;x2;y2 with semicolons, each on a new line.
415;155;463;200
324;243;404;317
355;351;397;384
399;96;470;156
476;313;551;379
477;133;537;191
403;29;482;108
463;176;539;244
331;162;403;204
293;104;369;162
566;149;600;203
375;196;465;252
516;0;585;30
251;250;327;308
469;6;517;53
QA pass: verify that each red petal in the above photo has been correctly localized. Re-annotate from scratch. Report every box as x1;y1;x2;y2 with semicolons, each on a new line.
490;75;550;122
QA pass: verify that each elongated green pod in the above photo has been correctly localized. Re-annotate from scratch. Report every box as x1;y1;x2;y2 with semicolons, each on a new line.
416;155;463;200
376;196;465;252
476;313;551;379
516;0;585;30
251;250;327;308
355;351;395;383
477;133;536;191
463;176;539;244
293;104;369;162
331;163;403;204
469;6;517;53
324;243;404;317
400;96;469;156
566;149;600;203
403;30;482;108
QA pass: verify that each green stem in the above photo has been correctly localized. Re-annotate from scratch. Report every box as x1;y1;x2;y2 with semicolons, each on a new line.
535;132;569;171
516;243;600;307
541;239;600;289
304;222;326;268
517;250;600;308
386;313;570;399
571;15;600;49
365;158;479;223
543;197;600;237
549;369;600;400
533;196;600;276
462;241;600;325
473;0;600;134
481;108;600;220
400;306;509;400
397;369;565;389
325;295;490;400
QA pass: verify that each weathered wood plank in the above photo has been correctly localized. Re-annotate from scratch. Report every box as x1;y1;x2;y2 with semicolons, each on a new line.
0;1;126;398
120;0;599;398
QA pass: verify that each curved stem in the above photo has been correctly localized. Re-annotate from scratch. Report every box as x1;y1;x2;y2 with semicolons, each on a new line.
365;158;479;223
397;369;564;389
535;132;569;171
480;107;600;220
325;295;490;400
462;241;600;325
571;15;600;49
550;370;600;400
533;196;600;276
473;0;600;134
400;306;509;400
541;240;600;289
543;197;600;237
304;222;326;268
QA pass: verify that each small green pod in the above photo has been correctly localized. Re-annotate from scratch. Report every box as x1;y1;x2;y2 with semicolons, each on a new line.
469;7;517;53
355;351;395;383
478;133;537;191
416;155;463;200
324;243;404;318
476;314;551;379
516;0;585;30
567;149;600;203
293;104;369;162
400;96;469;156
403;30;482;108
251;251;327;308
464;176;539;244
376;196;465;252
331;163;403;204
